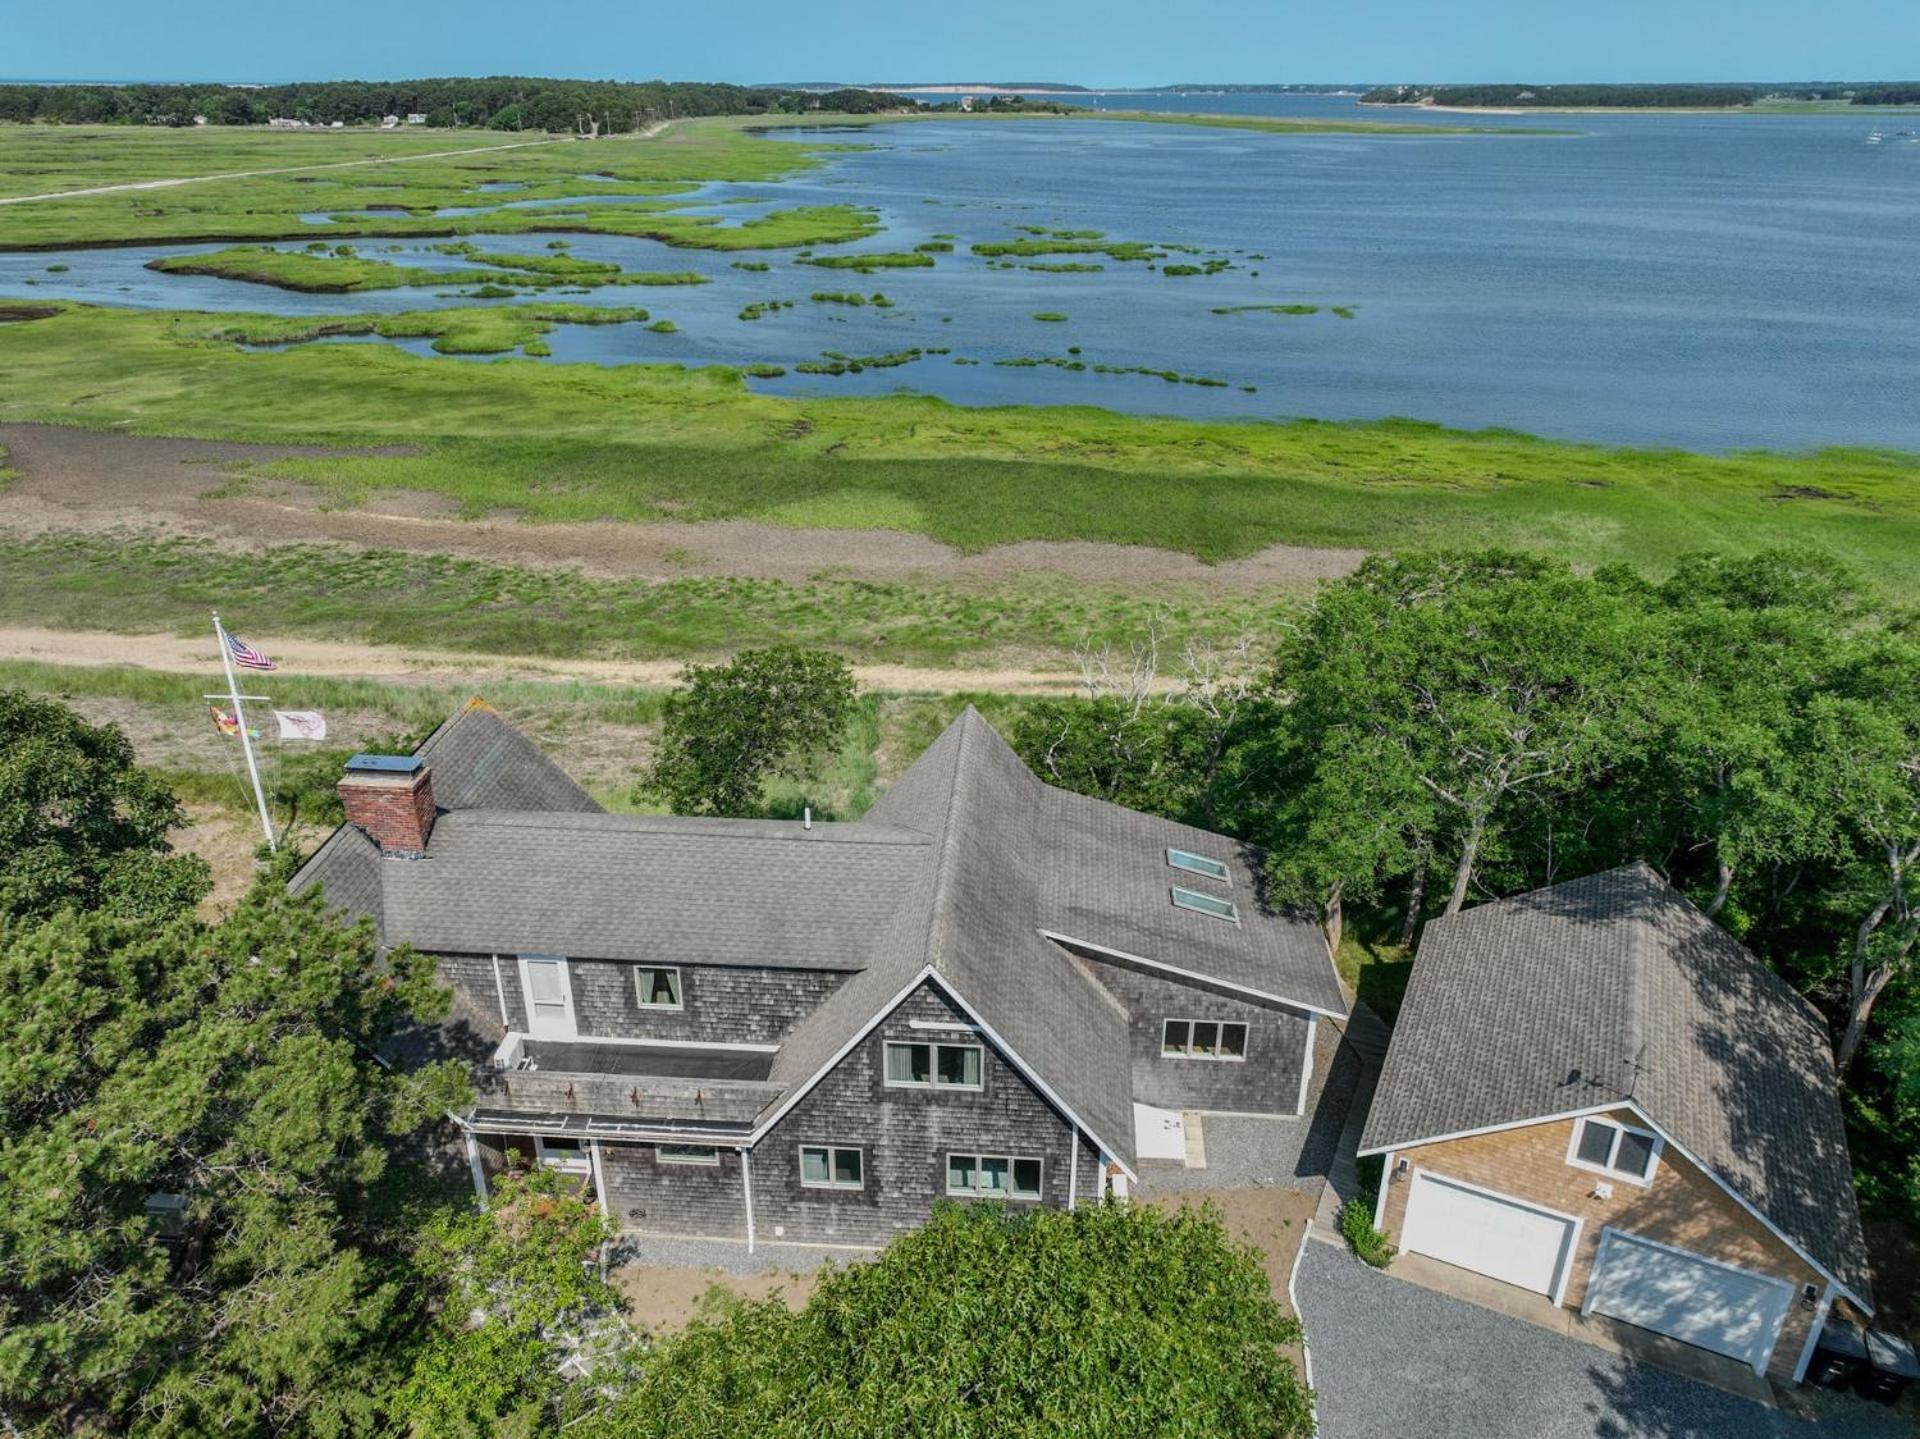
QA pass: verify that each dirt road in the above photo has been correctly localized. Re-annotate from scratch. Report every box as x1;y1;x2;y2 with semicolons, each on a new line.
0;136;576;206
0;625;1121;696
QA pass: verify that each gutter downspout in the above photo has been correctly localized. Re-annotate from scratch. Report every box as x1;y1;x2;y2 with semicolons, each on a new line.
1068;1127;1080;1211
741;1146;756;1254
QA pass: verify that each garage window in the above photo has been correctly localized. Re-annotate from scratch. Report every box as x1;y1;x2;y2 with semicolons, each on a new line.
1567;1116;1660;1184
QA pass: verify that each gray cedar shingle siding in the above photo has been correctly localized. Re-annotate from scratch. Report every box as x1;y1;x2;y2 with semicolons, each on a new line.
1077;951;1312;1115
600;1142;747;1237
567;959;852;1047
1359;862;1873;1306
755;982;1098;1246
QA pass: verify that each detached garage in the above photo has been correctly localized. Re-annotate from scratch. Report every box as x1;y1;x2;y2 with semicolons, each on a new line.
1356;864;1879;1385
1401;1171;1578;1302
1584;1229;1795;1376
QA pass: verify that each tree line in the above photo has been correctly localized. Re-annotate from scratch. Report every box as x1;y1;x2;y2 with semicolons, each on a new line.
0;78;916;131
1360;82;1917;107
1003;548;1919;1212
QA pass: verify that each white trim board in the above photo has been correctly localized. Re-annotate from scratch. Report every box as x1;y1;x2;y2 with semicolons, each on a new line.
1038;929;1347;1021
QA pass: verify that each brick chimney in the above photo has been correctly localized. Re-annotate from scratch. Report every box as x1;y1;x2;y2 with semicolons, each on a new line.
338;754;436;855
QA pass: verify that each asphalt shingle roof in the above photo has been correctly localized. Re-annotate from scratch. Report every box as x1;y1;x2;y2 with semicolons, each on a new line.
294;704;1346;1175
379;811;928;969
1358;862;1873;1308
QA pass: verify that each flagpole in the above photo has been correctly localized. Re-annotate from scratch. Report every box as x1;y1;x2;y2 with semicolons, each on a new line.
213;612;276;852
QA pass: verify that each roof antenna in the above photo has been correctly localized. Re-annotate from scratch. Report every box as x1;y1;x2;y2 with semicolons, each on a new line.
803;806;812;831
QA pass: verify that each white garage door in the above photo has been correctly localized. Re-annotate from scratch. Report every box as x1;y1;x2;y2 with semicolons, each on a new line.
1401;1172;1577;1297
1584;1230;1792;1373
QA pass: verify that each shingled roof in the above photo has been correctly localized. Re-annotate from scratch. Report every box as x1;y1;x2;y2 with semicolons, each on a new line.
293;703;1345;1175
1358;862;1873;1309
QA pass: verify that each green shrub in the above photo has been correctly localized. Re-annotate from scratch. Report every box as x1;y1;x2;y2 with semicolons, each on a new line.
1338;1192;1395;1269
579;1201;1312;1439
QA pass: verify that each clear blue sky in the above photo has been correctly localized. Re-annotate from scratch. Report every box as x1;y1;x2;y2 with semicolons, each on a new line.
7;0;1917;86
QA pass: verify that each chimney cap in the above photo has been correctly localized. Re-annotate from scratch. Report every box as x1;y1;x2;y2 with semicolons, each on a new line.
345;753;423;776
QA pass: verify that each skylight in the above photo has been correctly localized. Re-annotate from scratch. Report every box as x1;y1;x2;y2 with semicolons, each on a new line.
1171;886;1238;922
1167;848;1230;882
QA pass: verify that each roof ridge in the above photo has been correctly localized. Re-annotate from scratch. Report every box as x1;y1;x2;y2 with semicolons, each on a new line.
920;707;979;971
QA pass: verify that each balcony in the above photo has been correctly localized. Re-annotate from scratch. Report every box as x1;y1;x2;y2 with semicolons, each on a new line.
475;1032;783;1127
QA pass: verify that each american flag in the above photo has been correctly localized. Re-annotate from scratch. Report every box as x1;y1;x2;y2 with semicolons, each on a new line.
225;631;275;671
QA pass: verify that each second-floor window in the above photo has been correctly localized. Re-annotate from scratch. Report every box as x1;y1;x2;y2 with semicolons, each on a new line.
884;1040;983;1089
636;965;682;1009
1568;1116;1660;1184
1162;1019;1248;1060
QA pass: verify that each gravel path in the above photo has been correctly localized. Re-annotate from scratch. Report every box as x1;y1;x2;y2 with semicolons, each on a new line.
1138;1017;1358;1195
613;1231;870;1278
1297;1242;1911;1439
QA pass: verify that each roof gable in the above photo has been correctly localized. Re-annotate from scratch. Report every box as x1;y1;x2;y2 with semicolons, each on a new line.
1358;862;1873;1308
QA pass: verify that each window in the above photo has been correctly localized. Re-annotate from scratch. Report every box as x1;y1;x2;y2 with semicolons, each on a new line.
799;1144;864;1189
1171;886;1238;922
1167;848;1230;882
657;1143;719;1166
1567;1117;1660;1184
884;1041;983;1090
533;1135;592;1175
636;965;682;1009
1161;1018;1249;1060
947;1153;1043;1200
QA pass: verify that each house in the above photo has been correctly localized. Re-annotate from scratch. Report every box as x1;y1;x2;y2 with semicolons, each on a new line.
381;115;400;129
292;702;1345;1249
406;113;428;125
267;117;307;129
1357;863;1874;1385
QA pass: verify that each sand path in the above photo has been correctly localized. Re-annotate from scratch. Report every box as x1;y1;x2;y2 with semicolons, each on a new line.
0;625;1130;696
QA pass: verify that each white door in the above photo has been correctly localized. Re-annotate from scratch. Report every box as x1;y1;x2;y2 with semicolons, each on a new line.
518;955;576;1038
1584;1230;1792;1374
1401;1171;1578;1298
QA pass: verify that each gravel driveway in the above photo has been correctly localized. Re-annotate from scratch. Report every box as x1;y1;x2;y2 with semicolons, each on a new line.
1297;1241;1912;1439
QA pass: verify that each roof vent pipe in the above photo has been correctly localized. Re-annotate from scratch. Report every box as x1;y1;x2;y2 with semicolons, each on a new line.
804;806;812;831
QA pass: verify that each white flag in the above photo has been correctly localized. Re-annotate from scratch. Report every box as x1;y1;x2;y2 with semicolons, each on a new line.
274;710;328;741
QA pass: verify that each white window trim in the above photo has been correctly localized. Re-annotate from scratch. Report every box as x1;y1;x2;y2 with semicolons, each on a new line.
634;964;684;1011
1565;1114;1662;1188
1170;886;1239;923
1167;848;1231;883
882;1039;985;1090
517;954;577;1039
945;1151;1045;1201
532;1134;592;1175
657;1143;721;1167
798;1143;865;1190
1160;1017;1250;1062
